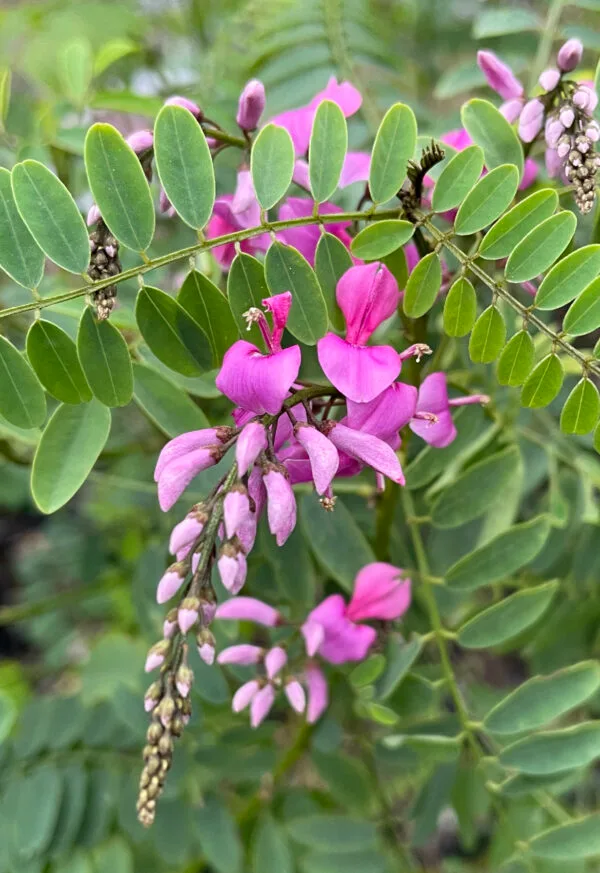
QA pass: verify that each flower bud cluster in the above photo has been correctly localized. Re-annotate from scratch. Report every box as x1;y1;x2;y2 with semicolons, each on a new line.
87;219;121;320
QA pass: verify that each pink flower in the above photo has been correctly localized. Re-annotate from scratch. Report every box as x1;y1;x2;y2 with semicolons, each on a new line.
277;198;352;266
293;423;339;495
223;488;250;539
346;562;411;621
165;95;202;118
326;422;405;485
156;564;186;604
265;646;287;679
285;680;306;713
263;466;297;546
218;547;248;594
557;38;583;73
236;79;266;131
409;372;489;448
236;422;268;475
250;684;275;727
215;596;281;626
154;428;233;511
206;170;270;269
519;99;545;142
232;679;260;712
218;644;264;665
539;69;561;92
125;129;153;154
477;50;524;101
346;382;418;448
292;152;371;191
169;512;204;559
305;664;328;723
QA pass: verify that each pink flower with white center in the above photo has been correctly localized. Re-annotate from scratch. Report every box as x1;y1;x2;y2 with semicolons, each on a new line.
216;292;301;415
154;427;234;512
277;198;353;266
305;663;329;723
263;465;297;546
205;170;270;269
409;372;489;448
477;50;524;102
293;423;339;495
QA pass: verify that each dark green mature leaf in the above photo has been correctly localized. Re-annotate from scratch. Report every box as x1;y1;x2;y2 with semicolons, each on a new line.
178;270;238;365
309;100;347;203
77;307;133;407
458;580;558;650
479;188;558;261
93;837;133;873
529;815;600;860
443;277;477;337
0;335;46;428
154;105;215;230
563;277;600;336
314;233;351;332
432;145;484;212
521;354;564;408
313;752;374;813
195;795;242;873
468;306;506;363
16;764;63;860
251;814;293;873
497;330;535;386
560;379;600;435
447;516;550;590
133;363;209;438
455;164;519;235
499;721;600;774
85;123;155;252
485;660;600;735
300;850;387;873
403;252;442;317
350;220;414;260
376;635;423;700
431;445;520;528
287;815;378;853
27;320;91;404
505;212;577;283
251;124;295;210
227;252;270;344
461;98;524;176
0;167;44;288
31;400;111;513
369;103;417;203
135;286;212;376
536;245;600;310
12;160;89;274
49;764;88;857
265;241;328;344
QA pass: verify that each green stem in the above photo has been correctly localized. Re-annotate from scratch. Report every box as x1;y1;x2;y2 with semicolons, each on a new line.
529;0;567;90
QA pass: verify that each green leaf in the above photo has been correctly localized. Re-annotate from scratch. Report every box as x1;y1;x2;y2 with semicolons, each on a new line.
521;354;564;408
154;105;215;230
595;421;600;454
135;285;212;376
499;721;600;774
431;445;520;528
369;103;417;203
195;795;242;873
536;245;600;310
313;751;374;813
473;7;541;36
300;493;374;591
264;241;328;344
178;270;238;365
0;335;46;428
314;233;352;332
529;815;600;860
384;734;460;762
349;655;386;688
26;320;91;404
300;851;387;873
11;160;89;274
227;252;270;344
350;220;414;260
455;164;519;235
461;98;524;176
0;67;11;132
403;251;442;317
94;38;139;75
563;276;600;335
0;167;45;289
505;212;577;283
485;660;600;735
497;330;535;386
77;307;133;407
479;188;558;260
376;634;423;700
560;379;600;434
251;124;295;210
443;277;477;337
133;363;209;438
16;765;63;860
459;580;558;650
468;305;506;363
85;122;155;252
432;145;484;212
93;837;133;873
287;815;378;853
309;100;348;203
31;400;111;513
49;764;88;857
447;516;550;591
58;38;94;108
251;814;293;873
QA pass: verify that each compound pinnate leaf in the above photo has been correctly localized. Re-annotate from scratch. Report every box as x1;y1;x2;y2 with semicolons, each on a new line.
505;211;577;283
563;276;600;336
227;252;270;344
499;721;600;775
31;400;111;514
443;277;477;337
529;815;600;860
178;270;239;365
468;305;506;363
461;98;524;176
496;330;535;386
314;232;352;332
309;100;348;203
154;105;215;230
251;124;295;210
455;164;519;235
27;320;91;404
535;244;600;310
560;379;600;435
350;220;414;260
77;307;133;408
85;123;155;252
264;241;328;345
133;363;209;438
521;354;564;408
135;285;212;376
16;764;63;860
369;103;417;204
0;335;46;429
11;160;89;274
0;167;44;289
403;251;442;317
479;188;558;260
431;145;484;213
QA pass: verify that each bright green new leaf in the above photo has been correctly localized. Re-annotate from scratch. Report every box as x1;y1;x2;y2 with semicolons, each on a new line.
560;379;600;435
77;307;133;407
497;330;535;386
468;305;506;363
251;124;295;210
0;335;46;429
479;188;558;260
455;164;519;235
403;251;442;317
314;233;352;332
521;354;564;408
350;220;414;260
505;211;577;283
195;795;242;873
461;98;524;176
135;285;212;376
287;815;378;853
227;252;270;343
12;160;90;274
376;635;423;700
431;145;484;212
154;105;215;230
499;721;600;774
85;123;155;252
264;241;328;344
26;320;91;404
369;103;417;203
94;38;139;75
58;39;94;108
251;814;293;873
0;168;45;289
536;245;600;310
443;276;477;336
529;815;600;860
485;660;600;735
133;363;209;438
309;100;348;203
563;276;600;336
178;270;238;365
31;400;111;513
16;764;63;860
458;580;558;650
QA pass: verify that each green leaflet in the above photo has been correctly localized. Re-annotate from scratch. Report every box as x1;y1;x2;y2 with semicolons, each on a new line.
560;379;600;435
264;241;328;345
461;98;524;176
26;320;91;405
178;270;239;365
251;124;295;210
468;305;506;363
496;330;535;386
58;38;94;108
535;245;600;310
431;145;484;213
314;233;352;332
350;220;414;260
443;277;477;337
403;251;442;317
132;363;209;438
499;721;600;775
287;815;378;853
458;580;558;650
369;103;417;203
135;285;212;376
0;167;45;289
0;335;46;429
521;354;564;408
375;635;424;700
227;252;270;344
454;164;519;235
309;100;347;203
77;307;133;408
16;764;63;860
505;211;577;283
479;188;558;260
251;814;293;873
529;815;600;860
195;795;243;873
563;276;600;336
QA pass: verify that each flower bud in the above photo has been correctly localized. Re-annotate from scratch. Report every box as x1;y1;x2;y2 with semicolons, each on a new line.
144;681;162;712
539;69;560;92
236;79;266;131
232;679;260;712
236;422;267;476
223;487;251;539
163;608;178;639
178;597;200;634
176;664;194;698
545;117;564;148
518;99;545;142
476;50;523;100
157;695;176;729
263;466;297;546
164;95;202;118
250;683;275;728
145;639;171;672
557;38;583;72
217;644;264;665
265;646;287;679
559;106;575;129
215;596;281;627
285;680;306;714
126;129;154;154
197;628;216;665
87;204;101;226
218;542;248;594
157;562;186;605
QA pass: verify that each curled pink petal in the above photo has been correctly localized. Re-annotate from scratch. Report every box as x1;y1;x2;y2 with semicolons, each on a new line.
327;422;405;485
285;680;306;713
262;291;293;349
265;646;287;679
250;684;275;727
347;562;412;622
338;263;400;345
293;424;339;495
155;428;229;481
263;468;297;546
317;334;401;403
157;447;222;512
306;664;329;723
223;489;251;539
218;644;263;665
233;679;260;712
216;341;301;415
347;382;417;444
215;597;281;626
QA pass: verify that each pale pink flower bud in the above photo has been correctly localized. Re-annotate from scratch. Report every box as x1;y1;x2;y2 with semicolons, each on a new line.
156;563;186;604
178;597;200;633
559;106;575;128
197;628;216;665
293;423;339;495
586;123;600;142
236;422;267;476
144;681;161;712
223;488;251;539
545;148;562;178
306;664;328;723
236;79;266;131
126;129;153;154
250;684;275;727
159;188;176;217
217;644;264;665
285;680;306;714
176;664;193;698
215;596;281;626
163;617;177;639
165;95;202;118
545;117;564;148
233;679;260;712
518;99;545;142
265;646;287;679
263;467;297;546
539;69;560;92
87;204;101;226
169;512;205;557
218;546;248;595
477;50;524;100
557;138;571;158
500;98;524;124
145;640;170;673
557;38;583;72
104;244;116;258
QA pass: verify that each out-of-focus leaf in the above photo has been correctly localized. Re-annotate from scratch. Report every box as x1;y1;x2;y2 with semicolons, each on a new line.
135;286;212;376
133;363;209;437
403;251;442;317
58;38;94;108
432;145;484;212
0;167;45;289
376;635;423;700
27;320;91;404
443;277;477;337
195;795;243;873
469;305;506;363
473;7;540;37
251;814;293;873
49;764;88;857
264;241;328;344
0;67;11;132
287;815;378;853
16;764;63;860
77;307;133;407
455;164;519;235
560;379;600;434
459;580;558;650
499;721;600;774
536;245;600;309
497;330;535;386
178;270;238;365
505;212;577;283
94;38;139;75
521;354;564;408
369;103;417;203
461;99;524;176
0;336;46;429
479;188;558;260
529;815;600;860
309;100;347;203
350;220;414;260
314;233;351;332
251;124;295;210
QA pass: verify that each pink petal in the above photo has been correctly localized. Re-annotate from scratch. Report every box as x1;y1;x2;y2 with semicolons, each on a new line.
232;169;261;227
263;291;292;349
317;334;401;403
215;597;280;626
339;151;371;187
292;159;310;189
165;95;201;116
263;468;297;545
416;372;450;415
216;340;301;415
285;680;306;713
169;514;204;556
346;382;418;443
265;646;287;679
410;409;456;448
250;684;275;727
328;422;405;485
218;644;263;665
477;50;524;101
500;99;524;124
223;489;251;539
337;263;400;345
270;107;314;156
277;198;351;266
520;158;538;189
126;129;153;153
557;38;583;72
157;447;220;511
441;128;472;151
309;77;362;117
236;422;268;475
347;562;412;622
293;424;339;494
156;567;186;604
233;679;260;712
155;428;223;481
301;619;326;657
306;664;329;723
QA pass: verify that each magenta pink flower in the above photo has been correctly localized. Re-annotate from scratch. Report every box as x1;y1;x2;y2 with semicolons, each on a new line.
346;382;418;448
293;423;339;495
235;422;268;475
477;50;524;101
236;79;266;131
250;684;275;727
206;170;269;269
292;152;371;192
277;198;352;266
217;644;264;665
215;596;281;626
346;562;411;621
305;664;328;723
557;38;583;73
263;466;297;546
409;372;489;448
326;422;405;485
